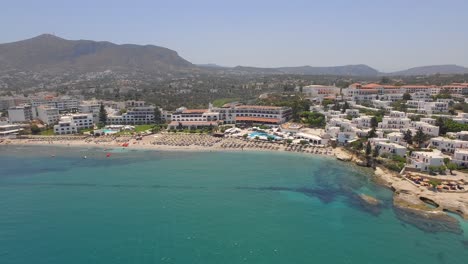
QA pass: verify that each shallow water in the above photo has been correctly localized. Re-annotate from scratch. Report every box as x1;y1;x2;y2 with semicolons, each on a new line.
0;145;467;264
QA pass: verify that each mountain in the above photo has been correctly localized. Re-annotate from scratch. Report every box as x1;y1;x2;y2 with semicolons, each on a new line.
1;35;467;77
388;65;468;76
0;34;195;74
276;64;379;76
196;63;228;69
216;64;379;76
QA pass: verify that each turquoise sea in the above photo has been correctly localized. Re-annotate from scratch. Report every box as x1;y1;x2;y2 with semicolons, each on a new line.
0;145;467;264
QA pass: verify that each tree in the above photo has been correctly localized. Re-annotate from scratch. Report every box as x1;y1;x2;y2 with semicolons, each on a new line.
446;162;458;175
435;117;447;135
372;147;379;158
365;142;372;156
98;103;107;128
403;129;413;145
341;101;349;113
370;116;378;128
380;77;391;84
413;128;427;148
154;106;162;125
30;124;41;135
402;93;411;101
367;127;377;138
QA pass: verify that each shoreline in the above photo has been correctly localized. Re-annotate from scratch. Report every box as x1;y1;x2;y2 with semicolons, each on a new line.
334;147;468;228
2;134;467;230
0;134;337;157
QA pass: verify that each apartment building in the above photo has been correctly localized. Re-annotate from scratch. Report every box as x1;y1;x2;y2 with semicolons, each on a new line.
108;106;157;125
429;137;468;153
352;115;373;128
378;111;411;129
453;149;468;168
53;113;94;135
409;151;445;171
30;96;79;112
375;142;407;157
8;105;33;123
409;121;440;137
214;104;292;125
36;105;60;125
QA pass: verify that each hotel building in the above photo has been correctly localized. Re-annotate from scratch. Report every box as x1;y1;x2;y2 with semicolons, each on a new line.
53;113;94;135
8;105;33;123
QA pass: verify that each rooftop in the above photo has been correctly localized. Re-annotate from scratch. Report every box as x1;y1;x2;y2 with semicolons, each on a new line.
236;117;280;123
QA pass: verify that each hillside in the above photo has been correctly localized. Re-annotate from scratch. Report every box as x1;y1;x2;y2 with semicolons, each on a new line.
388;65;468;76
0;34;195;74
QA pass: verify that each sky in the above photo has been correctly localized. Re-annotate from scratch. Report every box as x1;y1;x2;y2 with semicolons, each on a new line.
1;0;467;72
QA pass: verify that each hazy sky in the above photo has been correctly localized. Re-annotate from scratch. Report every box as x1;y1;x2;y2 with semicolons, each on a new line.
1;0;467;72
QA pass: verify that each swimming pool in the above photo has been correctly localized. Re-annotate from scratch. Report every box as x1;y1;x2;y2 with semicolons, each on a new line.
248;131;282;140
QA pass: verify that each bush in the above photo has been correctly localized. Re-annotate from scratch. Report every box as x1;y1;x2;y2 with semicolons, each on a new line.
391;155;406;163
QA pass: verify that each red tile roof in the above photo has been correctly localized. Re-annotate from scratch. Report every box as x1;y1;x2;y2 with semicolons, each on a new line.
361;83;382;89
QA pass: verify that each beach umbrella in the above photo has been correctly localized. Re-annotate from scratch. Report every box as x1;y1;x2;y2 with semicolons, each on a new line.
423;178;430;182
442;181;448;185
450;181;457;185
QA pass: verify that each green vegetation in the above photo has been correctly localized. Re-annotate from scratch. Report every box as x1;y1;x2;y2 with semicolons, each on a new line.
135;124;156;132
428;179;442;188
413;128;428;147
452;102;468;113
403;129;413;145
98;103;107;128
442;118;468;133
428;165;446;175
390;100;407;112
257;94;310;122
154;107;162;124
212;98;240;107
30;124;41;135
446;162;458;175
40;128;54;135
402;93;412;101
300;112;326;128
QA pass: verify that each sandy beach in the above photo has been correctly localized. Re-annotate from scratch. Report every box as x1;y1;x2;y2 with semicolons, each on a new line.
0;133;336;156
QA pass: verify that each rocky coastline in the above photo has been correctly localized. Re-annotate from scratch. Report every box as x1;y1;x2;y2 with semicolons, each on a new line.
334;147;468;233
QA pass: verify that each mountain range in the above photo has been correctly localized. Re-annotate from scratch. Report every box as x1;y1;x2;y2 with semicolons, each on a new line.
1;34;467;76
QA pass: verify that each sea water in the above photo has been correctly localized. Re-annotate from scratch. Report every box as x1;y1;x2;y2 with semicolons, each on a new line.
0;145;467;264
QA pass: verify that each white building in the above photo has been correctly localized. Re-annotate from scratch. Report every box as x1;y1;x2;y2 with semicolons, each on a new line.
36;105;60;125
30;96;79;112
387;132;406;146
409;151;445;171
453;149;468;168
375;142;407;157
0;124;23;137
409;121;439;137
302;85;341;99
378;111;411;130
53;113;94;135
417;102;449;114
352;115;373;128
429;137;468;153
108;106;158;125
214;104;292;125
8;105;33;123
79;101;101;123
